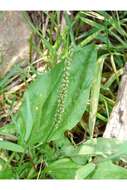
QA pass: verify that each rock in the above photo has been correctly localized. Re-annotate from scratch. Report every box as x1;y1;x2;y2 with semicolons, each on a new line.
103;64;127;140
0;11;31;77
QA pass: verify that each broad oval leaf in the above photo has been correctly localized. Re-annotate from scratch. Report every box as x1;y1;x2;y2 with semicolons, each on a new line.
89;160;127;179
43;158;81;179
44;158;95;179
9;45;97;145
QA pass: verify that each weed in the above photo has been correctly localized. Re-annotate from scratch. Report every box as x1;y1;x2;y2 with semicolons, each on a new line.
0;11;127;179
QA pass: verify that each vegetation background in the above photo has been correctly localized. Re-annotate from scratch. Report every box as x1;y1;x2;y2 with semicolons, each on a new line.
0;11;127;179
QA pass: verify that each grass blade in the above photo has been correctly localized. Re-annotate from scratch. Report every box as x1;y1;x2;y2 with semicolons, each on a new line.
88;55;105;137
0;140;24;152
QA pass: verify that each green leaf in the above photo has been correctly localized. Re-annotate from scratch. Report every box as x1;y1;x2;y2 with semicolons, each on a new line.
24;91;33;142
78;138;127;159
44;158;81;179
49;45;97;141
75;163;95;179
44;158;95;179
0;140;24;152
12;45;97;145
90;160;127;179
16;60;64;145
60;142;89;165
88;56;105;137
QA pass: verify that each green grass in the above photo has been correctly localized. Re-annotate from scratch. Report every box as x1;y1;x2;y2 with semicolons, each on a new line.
0;11;127;179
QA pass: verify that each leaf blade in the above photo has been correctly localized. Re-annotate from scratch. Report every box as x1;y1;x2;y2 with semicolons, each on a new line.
0;140;24;153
